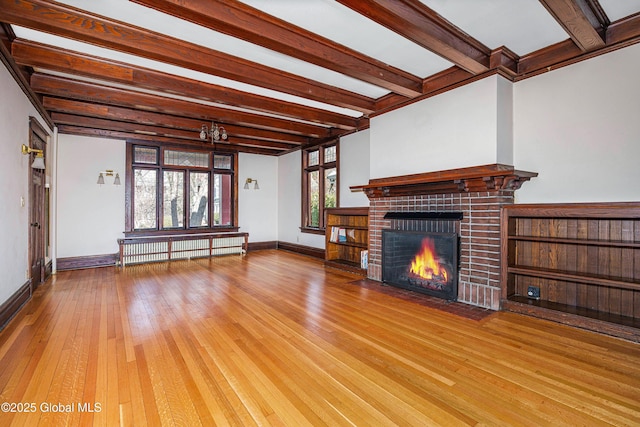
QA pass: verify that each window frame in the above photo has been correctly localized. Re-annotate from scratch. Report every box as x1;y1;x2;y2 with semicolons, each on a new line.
124;140;238;236
301;140;339;234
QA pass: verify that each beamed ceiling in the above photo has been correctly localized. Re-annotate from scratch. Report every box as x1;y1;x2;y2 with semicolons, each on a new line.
1;0;639;155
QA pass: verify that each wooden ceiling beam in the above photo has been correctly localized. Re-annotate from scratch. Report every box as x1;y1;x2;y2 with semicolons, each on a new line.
336;0;491;75
50;112;301;151
133;0;422;98
0;0;375;113
11;39;364;130
605;12;640;45
374;67;474;114
0;23;53;128
56;124;282;155
518;13;640;77
539;0;606;51
42;98;312;145
31;73;332;138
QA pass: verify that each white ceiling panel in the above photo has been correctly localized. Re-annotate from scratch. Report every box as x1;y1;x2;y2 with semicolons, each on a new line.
239;0;454;78
599;0;640;21
420;0;569;55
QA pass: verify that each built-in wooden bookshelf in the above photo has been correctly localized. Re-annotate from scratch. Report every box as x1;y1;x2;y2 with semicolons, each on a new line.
325;207;369;274
501;202;640;340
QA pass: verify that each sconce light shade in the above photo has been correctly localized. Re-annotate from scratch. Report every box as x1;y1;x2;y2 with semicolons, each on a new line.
244;178;259;190
97;170;120;185
31;155;46;170
21;144;46;170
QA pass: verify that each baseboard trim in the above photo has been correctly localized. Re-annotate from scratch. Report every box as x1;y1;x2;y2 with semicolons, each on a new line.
0;280;32;332
276;241;325;259
57;253;118;271
55;244;323;269
248;241;277;251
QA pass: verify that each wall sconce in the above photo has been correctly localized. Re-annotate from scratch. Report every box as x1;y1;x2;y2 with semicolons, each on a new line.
97;170;121;185
21;144;45;170
244;178;259;190
200;122;228;144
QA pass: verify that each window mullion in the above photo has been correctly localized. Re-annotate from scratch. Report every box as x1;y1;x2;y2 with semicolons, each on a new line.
128;143;237;235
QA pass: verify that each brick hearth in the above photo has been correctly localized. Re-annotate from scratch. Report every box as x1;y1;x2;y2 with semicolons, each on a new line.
367;191;514;310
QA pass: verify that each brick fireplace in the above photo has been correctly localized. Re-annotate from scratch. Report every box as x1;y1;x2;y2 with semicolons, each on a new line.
353;164;536;310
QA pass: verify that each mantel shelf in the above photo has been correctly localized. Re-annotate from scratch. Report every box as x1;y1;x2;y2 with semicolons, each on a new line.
350;164;537;198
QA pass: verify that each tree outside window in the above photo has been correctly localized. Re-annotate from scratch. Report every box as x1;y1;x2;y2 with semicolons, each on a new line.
302;142;338;232
126;143;237;234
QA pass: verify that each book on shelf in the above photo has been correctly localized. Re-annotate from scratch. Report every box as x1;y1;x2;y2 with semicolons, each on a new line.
329;227;354;244
329;226;340;243
346;228;355;242
360;250;368;269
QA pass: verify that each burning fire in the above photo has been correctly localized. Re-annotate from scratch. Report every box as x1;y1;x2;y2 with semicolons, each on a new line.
410;238;448;282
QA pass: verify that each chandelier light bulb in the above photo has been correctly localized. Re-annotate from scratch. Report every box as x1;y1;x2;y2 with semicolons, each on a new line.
199;122;228;143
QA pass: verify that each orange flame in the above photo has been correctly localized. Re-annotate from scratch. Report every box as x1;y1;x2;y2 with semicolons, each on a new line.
410;238;448;281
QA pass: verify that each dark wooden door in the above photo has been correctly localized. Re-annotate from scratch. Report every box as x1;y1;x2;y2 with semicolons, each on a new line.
28;118;47;288
30;170;44;286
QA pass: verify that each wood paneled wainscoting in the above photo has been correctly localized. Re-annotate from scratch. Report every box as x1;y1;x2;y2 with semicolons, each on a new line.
501;202;640;341
0;250;639;426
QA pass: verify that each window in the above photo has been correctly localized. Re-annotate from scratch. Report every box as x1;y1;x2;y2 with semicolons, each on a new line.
133;168;157;229
126;143;237;234
302;141;338;232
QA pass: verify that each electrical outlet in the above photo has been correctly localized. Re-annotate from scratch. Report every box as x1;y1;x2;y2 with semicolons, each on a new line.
527;286;540;299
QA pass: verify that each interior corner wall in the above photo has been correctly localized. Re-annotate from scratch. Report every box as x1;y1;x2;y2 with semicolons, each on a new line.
0;62;51;304
514;42;640;203
340;129;370;208
238;153;278;242
277;150;324;248
56;134;125;258
496;76;514;165
369;75;501;179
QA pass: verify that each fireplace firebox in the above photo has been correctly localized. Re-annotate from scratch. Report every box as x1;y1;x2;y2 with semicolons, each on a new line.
382;230;459;300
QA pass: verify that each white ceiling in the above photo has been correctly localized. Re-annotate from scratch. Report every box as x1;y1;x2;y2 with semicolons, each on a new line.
419;0;569;54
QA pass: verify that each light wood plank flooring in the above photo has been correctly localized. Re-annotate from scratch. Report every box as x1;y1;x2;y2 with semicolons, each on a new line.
1;250;639;426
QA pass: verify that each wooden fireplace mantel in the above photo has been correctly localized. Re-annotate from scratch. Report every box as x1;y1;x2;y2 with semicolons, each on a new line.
351;164;537;198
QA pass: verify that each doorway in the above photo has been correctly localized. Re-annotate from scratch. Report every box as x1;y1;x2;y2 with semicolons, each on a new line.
28;117;48;288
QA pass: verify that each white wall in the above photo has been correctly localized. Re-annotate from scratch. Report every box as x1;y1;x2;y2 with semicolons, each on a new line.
238;153;278;242
276;132;371;248
277;151;325;248
496;76;514;165
0;63;51;302
514;43;640;203
56;135;125;257
369;75;505;179
339;129;370;207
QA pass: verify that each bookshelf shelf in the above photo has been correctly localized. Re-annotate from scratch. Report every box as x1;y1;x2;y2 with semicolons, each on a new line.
325;207;369;275
501;202;640;338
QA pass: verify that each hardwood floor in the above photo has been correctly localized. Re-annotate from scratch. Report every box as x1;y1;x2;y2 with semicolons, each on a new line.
1;250;639;426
